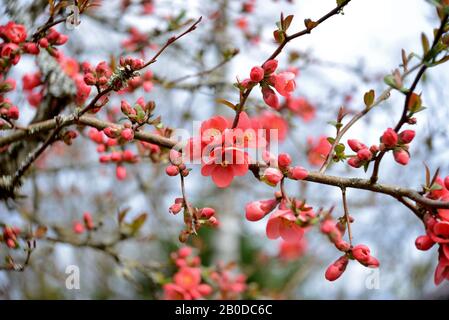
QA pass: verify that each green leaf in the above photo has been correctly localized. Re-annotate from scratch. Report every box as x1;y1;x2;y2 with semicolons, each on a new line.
327;137;335;144
384;75;398;89
130;213;147;235
282;15;294;31
421;32;430;56
364;89;375;108
216;98;236;110
429;183;443;191
335;143;345;154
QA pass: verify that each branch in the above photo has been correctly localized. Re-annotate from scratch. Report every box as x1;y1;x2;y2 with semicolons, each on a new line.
231;0;351;128
370;14;449;183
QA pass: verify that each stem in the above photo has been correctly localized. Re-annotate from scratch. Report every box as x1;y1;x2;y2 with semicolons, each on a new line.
180;174;197;235
341;188;353;246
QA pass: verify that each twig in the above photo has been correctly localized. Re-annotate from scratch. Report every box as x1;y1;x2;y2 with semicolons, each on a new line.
341;187;353;246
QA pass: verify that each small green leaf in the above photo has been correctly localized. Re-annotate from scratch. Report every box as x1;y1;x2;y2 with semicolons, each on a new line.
335;143;345;154
429;183;443;191
327;137;335;144
130;213;147;235
216;98;236;110
421;32;430;56
364;89;375;108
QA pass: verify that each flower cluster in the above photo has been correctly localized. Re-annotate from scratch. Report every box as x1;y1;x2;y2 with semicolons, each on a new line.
241;60;297;110
164;247;212;300
415;176;449;285
321;217;379;281
73;212;95;234
0;22;39;72
37;28;68;57
88;127;139;181
347;128;415;169
1;225;21;249
83;61;113;88
22;72;43;108
0;75;18;125
164;247;247;300
120;97;155;124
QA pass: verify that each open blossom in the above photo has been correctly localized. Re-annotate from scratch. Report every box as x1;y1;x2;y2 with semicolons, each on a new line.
266;209;304;242
286;97;316;122
0;22;27;44
245;199;278;221
271;71;296;97
307;136;332;166
201;147;249;188
279;238;307;261
253;111;288;142
164;267;212;300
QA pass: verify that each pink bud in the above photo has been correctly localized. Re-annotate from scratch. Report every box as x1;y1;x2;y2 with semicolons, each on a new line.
325;255;348;281
263;167;283;186
347;157;362;168
261;87;280;109
7;106;19;120
381;128;398;148
6;238;16;248
393;149;409;165
250;66;264;82
121;128;134;141
369;145;379;153
178;247;192;258
110;151;122;162
38;38;49;48
84;73;96;85
444;176;449;191
116;166;127;180
166;165;179;176
356;148;372;161
99;155;111;163
199;207;215;219
245;199;277;221
289;166;308;180
335;239;351;252
83;212;94;230
103;127;119;138
347;139;366;152
415;235;435;251
169;203;183;214
73;221;85;234
278;153;292;168
262;59;278;74
399;130;415;144
22;42;40;55
351;244;371;264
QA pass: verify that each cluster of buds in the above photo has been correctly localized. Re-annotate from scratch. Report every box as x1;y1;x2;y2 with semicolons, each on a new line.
347;139;379;168
0;22;39;72
88;128;139;181
1;225;21;248
73;212;95;234
121;97;156;124
380;128;415;165
22;72;43;108
108;57;145;91
321;217;379;281
260;152;309;187
37;28;68;58
415;177;449;285
103;123;135;142
0;76;18;125
239;59;297;110
83;61;113;88
125;70;154;93
166;149;190;177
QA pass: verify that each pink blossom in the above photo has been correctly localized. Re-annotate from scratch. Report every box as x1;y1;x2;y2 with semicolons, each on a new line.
271;71;296;97
266;209;304;242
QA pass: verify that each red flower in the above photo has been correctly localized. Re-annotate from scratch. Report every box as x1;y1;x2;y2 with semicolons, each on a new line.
287;97;316;122
201;147;249;188
0;22;27;44
279;238;307;261
307;136;332;166
271;71;296;97
266;209;304;242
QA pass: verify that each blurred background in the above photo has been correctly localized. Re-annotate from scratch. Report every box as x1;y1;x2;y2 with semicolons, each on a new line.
1;0;449;299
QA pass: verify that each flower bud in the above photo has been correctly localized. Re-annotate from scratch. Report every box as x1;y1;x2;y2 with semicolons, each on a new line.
250;66;264;82
289;166;308;180
262;59;278;74
393;149;409;165
415;235;435;251
166;165;180;176
262;167;283;186
325;255;349;281
121;128;134;141
199;207;215;219
347;139;365;152
245;199;277;221
398;130;415;144
347;157;362;168
381;128;398;148
261;87;280;110
278;153;292;168
116;165;127;180
356;148;372;161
